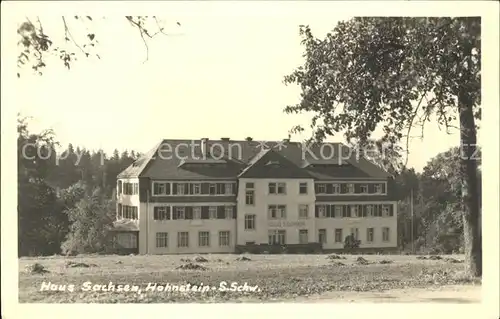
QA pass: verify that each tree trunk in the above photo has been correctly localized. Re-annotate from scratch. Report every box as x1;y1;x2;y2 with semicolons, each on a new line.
458;92;482;277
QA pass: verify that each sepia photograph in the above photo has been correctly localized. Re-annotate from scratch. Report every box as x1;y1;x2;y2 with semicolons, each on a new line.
1;1;499;318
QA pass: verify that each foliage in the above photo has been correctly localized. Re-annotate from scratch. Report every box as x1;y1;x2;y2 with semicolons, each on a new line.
343;234;361;250
285;17;481;276
284;17;480;144
17;116;140;256
395;147;481;254
17;16;181;77
61;187;116;255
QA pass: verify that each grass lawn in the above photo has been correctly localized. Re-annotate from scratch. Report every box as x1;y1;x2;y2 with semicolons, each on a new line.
18;253;480;303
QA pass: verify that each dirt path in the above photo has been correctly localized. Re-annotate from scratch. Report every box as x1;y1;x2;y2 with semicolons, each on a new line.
289;285;481;303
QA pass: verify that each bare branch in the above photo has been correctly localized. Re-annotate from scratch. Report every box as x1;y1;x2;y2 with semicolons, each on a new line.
403;93;427;168
62;16;87;56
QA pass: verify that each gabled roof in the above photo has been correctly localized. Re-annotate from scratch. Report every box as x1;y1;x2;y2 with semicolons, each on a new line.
116;139;392;180
239;148;313;179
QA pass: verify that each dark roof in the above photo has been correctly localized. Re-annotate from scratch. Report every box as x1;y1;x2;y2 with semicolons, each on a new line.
117;139;391;180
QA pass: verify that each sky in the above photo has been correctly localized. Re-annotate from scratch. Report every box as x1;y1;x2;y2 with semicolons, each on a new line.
16;7;477;172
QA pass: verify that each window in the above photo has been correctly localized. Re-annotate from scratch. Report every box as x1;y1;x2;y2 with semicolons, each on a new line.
244;214;256;230
382;205;391;217
209;183;217;195
246;182;254;189
224;206;233;219
268;205;278;219
117;203;122;218
153;206;170;220
209;206;217;219
193;183;201;195
299;182;308;194
317;183;326;194
219;231;230;246
123;182;138;195
115;233;137;249
299;229;308;244
350;228;359;240
156;232;168;248
366;205;374;217
335;229;343;243
334;205;343;218
299;204;309;219
382;227;390;242
318;205;327;218
268;182;286;194
177;183;186;195
268;183;276;194
153;182;168;195
360;184;368;193
268;230;286;245
278;205;286;218
318;229;327;244
367;228;374;242
174;207;185;220
122;205;138;220
268;205;286;219
198;231;210;247
347;183;355;194
224;183;233;195
177;232;189;247
193;206;201;219
245;190;255;205
350;205;359;218
332;184;340;194
277;183;286;194
374;184;383;194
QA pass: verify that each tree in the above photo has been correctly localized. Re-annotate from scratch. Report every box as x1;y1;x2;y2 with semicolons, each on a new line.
284;17;481;276
17;16;182;77
61;187;116;255
344;234;360;251
18;116;67;256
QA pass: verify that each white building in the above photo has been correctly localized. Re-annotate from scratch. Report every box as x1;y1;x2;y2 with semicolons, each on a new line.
113;138;398;254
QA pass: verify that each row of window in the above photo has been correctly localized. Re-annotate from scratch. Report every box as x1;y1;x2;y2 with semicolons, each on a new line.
316;204;394;218
315;183;385;195
153;206;236;220
114;228;391;250
117;181;139;195
152;182;236;196
155;231;231;248
117;204;392;222
318;227;391;244
119;180;386;198
266;227;391;245
242;204;394;230
117;205;138;220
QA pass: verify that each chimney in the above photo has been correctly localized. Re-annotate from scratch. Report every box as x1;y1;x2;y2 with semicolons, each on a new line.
283;138;290;143
221;137;230;141
246;137;253;142
200;138;208;157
